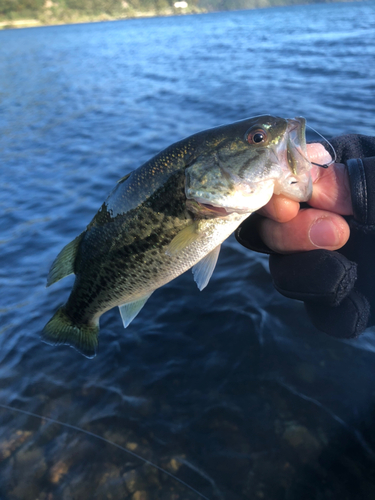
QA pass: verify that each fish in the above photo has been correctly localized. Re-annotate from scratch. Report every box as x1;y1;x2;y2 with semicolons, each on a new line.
42;115;312;358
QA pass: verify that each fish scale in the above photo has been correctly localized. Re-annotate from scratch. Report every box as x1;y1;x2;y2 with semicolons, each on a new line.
69;171;191;320
42;115;312;358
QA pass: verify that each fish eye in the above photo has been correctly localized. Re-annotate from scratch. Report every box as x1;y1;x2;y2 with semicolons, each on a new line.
246;129;268;145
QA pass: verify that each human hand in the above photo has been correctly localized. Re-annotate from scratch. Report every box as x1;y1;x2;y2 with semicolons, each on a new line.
235;137;375;338
257;143;352;253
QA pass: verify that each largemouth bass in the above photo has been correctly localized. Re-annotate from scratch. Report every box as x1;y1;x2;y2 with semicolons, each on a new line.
42;115;312;358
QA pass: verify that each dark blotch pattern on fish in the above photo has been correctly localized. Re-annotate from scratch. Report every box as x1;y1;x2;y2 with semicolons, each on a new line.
67;168;192;325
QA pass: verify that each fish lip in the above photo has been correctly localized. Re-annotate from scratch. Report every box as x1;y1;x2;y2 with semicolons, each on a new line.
272;116;312;202
186;198;244;217
286;117;308;175
198;202;232;215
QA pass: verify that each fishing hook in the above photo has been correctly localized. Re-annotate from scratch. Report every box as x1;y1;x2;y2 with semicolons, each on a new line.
307;125;337;169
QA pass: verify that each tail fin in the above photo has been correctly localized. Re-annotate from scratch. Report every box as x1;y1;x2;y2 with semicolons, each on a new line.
41;307;99;359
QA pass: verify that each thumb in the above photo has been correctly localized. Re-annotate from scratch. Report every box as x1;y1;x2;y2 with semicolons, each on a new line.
259;208;350;253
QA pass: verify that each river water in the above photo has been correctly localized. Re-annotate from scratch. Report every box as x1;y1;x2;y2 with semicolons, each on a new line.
1;2;375;499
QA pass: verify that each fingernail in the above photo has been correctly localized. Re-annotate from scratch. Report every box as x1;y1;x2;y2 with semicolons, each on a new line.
309;218;340;248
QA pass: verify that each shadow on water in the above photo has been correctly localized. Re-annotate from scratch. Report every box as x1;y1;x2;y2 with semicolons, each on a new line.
0;403;213;500
1;369;375;499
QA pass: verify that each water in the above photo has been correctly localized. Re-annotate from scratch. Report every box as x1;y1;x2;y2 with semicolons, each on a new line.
1;2;375;498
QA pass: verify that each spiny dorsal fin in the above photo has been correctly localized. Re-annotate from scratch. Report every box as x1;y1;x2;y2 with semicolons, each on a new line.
119;293;152;328
165;223;201;257
117;172;132;184
47;233;84;287
192;245;221;291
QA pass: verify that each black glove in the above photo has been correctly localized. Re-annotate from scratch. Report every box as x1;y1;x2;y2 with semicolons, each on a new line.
235;134;375;339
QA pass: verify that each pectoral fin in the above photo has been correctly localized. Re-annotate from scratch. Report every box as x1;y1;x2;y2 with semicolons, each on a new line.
165;222;201;257
47;233;84;287
119;293;152;328
192;245;221;291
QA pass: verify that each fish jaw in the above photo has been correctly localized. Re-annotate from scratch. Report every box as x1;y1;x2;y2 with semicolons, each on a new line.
272;117;313;202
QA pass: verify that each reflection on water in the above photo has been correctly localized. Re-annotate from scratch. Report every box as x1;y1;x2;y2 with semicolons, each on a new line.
1;2;375;498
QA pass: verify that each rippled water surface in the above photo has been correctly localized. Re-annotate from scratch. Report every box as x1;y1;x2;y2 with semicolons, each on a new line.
1;2;375;499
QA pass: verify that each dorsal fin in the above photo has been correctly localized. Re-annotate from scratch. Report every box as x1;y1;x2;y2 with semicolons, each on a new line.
47;233;84;287
117;172;132;184
119;293;152;328
192;245;221;291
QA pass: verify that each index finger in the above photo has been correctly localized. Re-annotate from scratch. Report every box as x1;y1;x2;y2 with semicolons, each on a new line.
309;162;353;215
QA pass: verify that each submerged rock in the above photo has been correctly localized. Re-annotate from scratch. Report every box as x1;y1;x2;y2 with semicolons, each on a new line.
132;491;150;500
282;422;322;460
94;464;127;499
8;446;47;500
0;430;32;460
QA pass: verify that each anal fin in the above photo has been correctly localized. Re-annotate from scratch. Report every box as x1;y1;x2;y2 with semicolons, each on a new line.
192;245;221;291
119;293;152;328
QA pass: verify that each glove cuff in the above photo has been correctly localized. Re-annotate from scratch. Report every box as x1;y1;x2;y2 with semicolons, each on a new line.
305;289;370;339
269;250;357;307
346;156;375;230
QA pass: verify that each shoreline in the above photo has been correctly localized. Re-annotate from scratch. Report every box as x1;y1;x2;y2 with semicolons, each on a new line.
0;0;362;30
0;8;205;30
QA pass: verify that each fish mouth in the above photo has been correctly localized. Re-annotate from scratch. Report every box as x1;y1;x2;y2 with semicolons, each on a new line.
286;117;308;175
198;202;229;215
186;199;236;217
186;176;276;217
272;116;313;202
